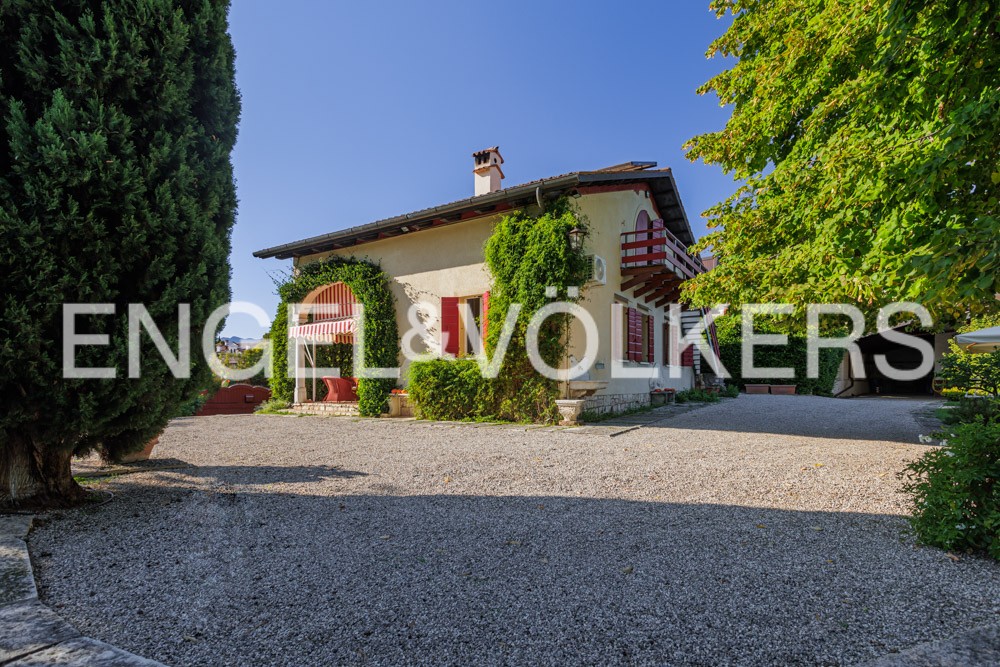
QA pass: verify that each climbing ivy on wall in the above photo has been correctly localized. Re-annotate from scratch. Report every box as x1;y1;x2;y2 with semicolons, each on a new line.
408;199;590;422
484;200;591;421
269;257;398;416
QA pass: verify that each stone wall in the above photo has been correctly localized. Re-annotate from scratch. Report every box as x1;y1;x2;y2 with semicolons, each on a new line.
290;402;360;417
583;392;650;416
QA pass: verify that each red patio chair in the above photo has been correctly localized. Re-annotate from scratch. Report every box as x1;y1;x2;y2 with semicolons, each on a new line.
322;376;358;402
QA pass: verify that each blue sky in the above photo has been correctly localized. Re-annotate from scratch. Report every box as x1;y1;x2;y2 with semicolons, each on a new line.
223;1;735;337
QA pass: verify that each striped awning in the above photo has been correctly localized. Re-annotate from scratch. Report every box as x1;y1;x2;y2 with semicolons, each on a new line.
288;318;355;343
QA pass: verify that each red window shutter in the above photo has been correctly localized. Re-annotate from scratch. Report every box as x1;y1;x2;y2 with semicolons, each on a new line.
627;307;641;362
663;322;671;366
481;291;490;345
441;297;459;356
646;315;655;364
681;344;694;367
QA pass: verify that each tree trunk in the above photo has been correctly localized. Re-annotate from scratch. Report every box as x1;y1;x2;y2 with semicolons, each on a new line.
0;434;85;508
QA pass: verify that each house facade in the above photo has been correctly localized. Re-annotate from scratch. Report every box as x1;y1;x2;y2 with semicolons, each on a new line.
254;149;718;416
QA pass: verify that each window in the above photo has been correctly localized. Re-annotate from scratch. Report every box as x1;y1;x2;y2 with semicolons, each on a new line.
617;302;655;364
458;296;482;357
441;293;489;357
615;298;629;362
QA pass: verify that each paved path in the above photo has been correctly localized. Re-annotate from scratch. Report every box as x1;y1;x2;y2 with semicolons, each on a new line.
576;399;722;435
0;514;164;666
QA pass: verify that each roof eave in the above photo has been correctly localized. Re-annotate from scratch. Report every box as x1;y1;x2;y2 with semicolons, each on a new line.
252;174;583;260
253;168;697;260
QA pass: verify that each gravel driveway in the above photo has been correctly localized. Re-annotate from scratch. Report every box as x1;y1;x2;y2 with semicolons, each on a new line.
30;395;1000;666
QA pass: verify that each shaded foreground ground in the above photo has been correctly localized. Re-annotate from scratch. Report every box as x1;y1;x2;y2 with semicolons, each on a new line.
30;396;1000;666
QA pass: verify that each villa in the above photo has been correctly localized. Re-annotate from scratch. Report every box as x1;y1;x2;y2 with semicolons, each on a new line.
254;148;719;416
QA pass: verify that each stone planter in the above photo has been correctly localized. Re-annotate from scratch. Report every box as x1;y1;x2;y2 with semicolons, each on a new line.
120;435;158;463
387;394;414;418
745;384;770;395
555;399;586;426
770;384;796;395
650;390;675;407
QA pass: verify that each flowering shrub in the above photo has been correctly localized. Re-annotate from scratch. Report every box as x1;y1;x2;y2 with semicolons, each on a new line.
901;419;1000;561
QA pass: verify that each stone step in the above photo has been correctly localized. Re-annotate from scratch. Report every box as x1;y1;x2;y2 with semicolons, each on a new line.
289;402;361;417
0;600;79;664
5;636;166;666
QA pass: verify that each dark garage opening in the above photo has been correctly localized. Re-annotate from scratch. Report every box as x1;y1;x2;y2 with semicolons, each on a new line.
857;331;936;395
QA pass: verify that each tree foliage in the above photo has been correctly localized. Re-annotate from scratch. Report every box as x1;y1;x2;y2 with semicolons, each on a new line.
0;1;239;506
684;0;999;321
939;314;1000;396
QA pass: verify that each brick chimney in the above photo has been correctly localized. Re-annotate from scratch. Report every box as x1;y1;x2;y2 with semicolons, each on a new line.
473;146;504;196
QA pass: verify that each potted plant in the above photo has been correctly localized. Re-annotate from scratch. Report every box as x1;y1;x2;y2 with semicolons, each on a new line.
387;388;414;417
119;434;159;463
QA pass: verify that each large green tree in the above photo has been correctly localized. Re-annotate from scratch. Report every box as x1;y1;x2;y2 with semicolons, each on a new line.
684;0;998;322
0;1;239;506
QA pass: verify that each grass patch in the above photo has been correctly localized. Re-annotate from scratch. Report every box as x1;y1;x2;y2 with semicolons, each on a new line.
255;399;295;415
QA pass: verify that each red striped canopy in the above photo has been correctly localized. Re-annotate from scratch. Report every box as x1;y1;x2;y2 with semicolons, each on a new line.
288;318;355;343
311;282;359;321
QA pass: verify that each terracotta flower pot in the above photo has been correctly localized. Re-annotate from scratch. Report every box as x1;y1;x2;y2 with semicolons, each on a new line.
120;436;159;463
745;384;770;395
770;384;797;395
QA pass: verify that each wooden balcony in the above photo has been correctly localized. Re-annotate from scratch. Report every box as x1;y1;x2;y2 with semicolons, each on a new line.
621;220;705;307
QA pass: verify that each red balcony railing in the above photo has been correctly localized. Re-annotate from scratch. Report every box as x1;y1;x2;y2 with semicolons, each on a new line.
620;221;703;280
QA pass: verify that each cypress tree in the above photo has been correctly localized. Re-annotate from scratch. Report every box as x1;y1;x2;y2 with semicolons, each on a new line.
0;1;240;505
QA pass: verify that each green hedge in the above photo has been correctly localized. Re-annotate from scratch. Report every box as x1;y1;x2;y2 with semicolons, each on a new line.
714;314;842;395
269;257;398;416
407;359;491;421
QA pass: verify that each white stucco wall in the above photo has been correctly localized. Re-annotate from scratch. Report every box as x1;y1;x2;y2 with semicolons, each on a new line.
294;187;698;401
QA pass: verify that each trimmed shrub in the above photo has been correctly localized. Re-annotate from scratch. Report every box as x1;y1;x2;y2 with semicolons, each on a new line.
941;388;968;401
901;421;1000;561
714;314;842;395
722;384;740;398
407;358;491;421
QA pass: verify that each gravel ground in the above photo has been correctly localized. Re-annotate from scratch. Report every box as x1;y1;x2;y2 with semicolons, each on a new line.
30;395;1000;666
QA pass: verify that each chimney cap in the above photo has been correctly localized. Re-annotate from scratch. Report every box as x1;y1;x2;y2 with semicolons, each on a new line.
472;146;503;163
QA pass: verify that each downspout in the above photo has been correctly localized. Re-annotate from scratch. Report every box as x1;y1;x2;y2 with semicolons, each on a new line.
535;186;545;212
